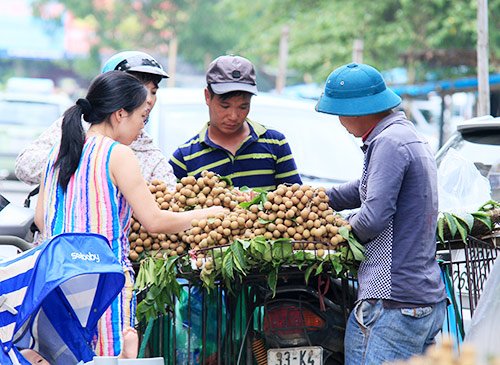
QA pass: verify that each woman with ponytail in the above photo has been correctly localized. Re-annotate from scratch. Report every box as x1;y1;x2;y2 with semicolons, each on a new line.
34;71;226;357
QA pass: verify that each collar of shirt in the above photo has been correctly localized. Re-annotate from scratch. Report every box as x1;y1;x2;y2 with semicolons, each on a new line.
361;111;408;151
198;118;267;151
361;125;377;142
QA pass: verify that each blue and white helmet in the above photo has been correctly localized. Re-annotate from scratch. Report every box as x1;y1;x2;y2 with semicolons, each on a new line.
101;51;169;78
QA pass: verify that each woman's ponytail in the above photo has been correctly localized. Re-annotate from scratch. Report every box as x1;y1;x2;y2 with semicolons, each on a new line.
53;71;146;191
54;101;86;190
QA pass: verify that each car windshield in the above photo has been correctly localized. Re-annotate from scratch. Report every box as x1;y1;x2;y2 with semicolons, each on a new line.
0;100;60;126
147;93;364;184
0;99;62;178
436;130;500;202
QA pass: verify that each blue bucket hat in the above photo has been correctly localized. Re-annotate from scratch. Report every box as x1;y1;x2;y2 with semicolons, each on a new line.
316;63;401;116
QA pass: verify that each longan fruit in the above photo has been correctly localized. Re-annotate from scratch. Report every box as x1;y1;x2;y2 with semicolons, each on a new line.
143;238;152;248
264;232;273;239
129;251;139;261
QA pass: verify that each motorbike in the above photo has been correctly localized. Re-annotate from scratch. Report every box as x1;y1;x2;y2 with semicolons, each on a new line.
0;190;36;258
245;272;357;365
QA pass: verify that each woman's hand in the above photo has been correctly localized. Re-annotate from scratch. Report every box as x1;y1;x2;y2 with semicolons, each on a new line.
204;205;229;217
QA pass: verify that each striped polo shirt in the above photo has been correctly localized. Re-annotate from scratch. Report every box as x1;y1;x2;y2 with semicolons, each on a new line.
169;119;302;190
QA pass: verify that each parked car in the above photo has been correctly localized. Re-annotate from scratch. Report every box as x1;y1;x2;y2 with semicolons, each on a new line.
435;115;500;203
0;91;72;180
146;88;364;187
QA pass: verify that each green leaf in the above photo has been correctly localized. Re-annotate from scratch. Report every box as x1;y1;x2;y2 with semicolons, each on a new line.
338;226;350;240
444;212;458;238
239;197;260;209
454;212;474;232
478;200;500;212
222;253;235;280
304;264;316;284
219;175;233;187
271;240;293;261
347;236;365;262
315;262;324;275
250;239;267;256
471;212;493;231
231;240;248;274
267;268;278;297
437;217;445;243
456;221;468;243
240;239;251;250
331;258;343;275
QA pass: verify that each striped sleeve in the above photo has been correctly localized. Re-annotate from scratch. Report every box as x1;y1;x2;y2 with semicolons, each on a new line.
274;135;302;185
169;147;188;180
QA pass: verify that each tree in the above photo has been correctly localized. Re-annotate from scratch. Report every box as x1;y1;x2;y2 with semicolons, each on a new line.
222;0;500;83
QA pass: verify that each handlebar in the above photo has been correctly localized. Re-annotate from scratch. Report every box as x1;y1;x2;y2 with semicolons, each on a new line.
0;235;34;251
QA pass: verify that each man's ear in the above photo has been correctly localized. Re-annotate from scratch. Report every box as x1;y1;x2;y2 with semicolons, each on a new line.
204;88;211;105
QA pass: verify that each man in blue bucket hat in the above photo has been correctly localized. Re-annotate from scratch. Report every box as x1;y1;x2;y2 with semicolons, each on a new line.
317;63;447;364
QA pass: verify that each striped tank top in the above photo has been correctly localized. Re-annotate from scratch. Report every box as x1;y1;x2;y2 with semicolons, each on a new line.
42;135;132;271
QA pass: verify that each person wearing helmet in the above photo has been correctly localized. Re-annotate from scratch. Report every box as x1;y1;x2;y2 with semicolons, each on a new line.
316;63;447;364
15;50;177;190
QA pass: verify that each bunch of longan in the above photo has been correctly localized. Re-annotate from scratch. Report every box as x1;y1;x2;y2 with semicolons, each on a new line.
128;171;351;262
129;171;246;261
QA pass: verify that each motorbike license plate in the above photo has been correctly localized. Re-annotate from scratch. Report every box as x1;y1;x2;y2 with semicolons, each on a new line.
268;346;323;365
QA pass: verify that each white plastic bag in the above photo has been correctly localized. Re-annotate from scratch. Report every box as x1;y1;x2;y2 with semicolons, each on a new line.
437;148;491;213
465;257;500;362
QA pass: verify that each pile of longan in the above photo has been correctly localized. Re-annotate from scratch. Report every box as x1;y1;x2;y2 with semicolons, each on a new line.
128;171;351;263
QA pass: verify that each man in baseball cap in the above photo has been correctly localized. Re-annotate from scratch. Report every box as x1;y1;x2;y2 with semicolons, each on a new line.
205;54;258;95
169;54;301;189
317;63;447;364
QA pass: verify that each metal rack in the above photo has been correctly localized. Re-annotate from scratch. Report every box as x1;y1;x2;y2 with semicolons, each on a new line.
437;235;499;345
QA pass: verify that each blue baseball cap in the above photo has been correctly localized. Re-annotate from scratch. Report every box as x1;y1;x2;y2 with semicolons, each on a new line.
316;63;401;116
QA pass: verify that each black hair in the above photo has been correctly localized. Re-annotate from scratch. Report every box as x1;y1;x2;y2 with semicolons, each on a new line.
55;71;147;190
128;71;162;88
207;84;252;101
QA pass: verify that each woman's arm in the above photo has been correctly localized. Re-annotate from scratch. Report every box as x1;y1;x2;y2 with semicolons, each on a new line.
34;177;45;235
110;144;224;234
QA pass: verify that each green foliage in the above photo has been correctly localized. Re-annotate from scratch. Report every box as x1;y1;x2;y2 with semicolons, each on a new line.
221;0;500;82
186;234;363;297
437;200;500;244
32;0;500;83
134;255;181;323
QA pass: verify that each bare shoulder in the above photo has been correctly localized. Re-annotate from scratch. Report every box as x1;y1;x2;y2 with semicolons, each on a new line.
111;143;136;162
